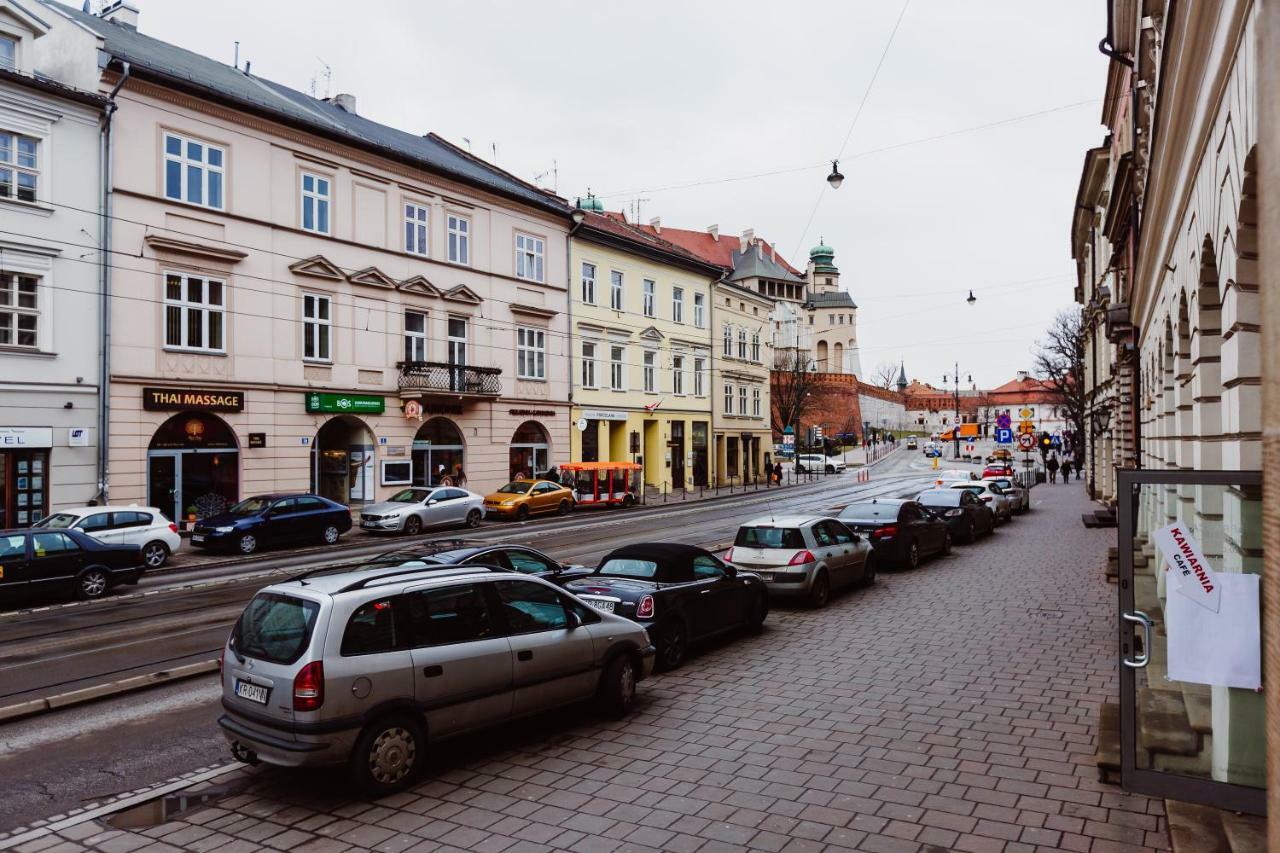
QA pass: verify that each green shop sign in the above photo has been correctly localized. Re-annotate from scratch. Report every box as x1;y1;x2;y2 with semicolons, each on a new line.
305;392;386;414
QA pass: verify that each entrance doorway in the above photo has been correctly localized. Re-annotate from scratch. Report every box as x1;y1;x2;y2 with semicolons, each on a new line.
691;422;708;487
146;412;239;524
312;416;375;505
412;417;465;486
510;421;550;480
669;421;686;490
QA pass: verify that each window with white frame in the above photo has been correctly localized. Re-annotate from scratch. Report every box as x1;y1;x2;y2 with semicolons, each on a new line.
404;310;427;362
723;383;733;415
693;292;705;328
643;350;656;393
581;262;596;304
723;324;732;357
404;203;429;256
753;387;762;417
0;272;38;348
693;357;705;396
580;341;597;388
738;328;748;359
0;36;15;72
0;131;39;203
302;293;331;362
609;270;623;310
300;172;330;234
516;326;546;379
672;287;683;323
515;233;544;281
751;331;761;362
447;214;470;264
642;279;655;317
163;133;224;209
671;354;684;395
163;272;225;353
738;386;748;415
610;345;625;391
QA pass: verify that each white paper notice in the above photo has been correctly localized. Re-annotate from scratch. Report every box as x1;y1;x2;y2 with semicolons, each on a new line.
1165;572;1261;690
1151;522;1221;612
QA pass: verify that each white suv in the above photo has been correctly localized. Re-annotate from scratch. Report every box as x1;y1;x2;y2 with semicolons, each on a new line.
35;505;182;568
795;454;846;473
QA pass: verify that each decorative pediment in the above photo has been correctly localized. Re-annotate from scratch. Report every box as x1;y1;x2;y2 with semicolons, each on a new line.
398;275;442;298
144;234;247;264
509;303;558;319
638;325;665;341
289;255;345;281
346;266;398;290
442;284;483;305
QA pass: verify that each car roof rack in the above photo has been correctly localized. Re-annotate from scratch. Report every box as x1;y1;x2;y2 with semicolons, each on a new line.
335;563;511;594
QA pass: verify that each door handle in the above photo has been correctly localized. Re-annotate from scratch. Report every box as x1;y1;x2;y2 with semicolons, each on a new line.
1122;610;1154;669
700;589;711;594
517;650;533;661
422;665;443;677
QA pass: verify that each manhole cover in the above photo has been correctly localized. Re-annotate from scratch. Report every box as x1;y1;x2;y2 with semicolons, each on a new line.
105;790;222;830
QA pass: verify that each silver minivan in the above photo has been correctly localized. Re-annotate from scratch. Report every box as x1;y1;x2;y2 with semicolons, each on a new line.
219;565;655;793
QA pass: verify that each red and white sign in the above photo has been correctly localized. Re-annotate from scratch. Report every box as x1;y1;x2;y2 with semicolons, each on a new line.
1152;522;1220;612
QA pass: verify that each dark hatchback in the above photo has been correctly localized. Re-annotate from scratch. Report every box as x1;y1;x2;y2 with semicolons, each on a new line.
914;489;995;544
838;498;950;569
0;528;144;601
564;543;768;672
349;540;590;584
191;494;352;555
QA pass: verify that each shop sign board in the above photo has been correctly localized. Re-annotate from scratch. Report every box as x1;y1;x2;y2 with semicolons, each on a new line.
305;392;386;414
579;409;628;422
0;426;53;448
143;387;244;412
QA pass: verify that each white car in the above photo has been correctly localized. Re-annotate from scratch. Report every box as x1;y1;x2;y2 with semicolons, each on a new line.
795;454;846;473
979;477;1029;513
949;482;1014;523
35;505;182;569
725;515;874;607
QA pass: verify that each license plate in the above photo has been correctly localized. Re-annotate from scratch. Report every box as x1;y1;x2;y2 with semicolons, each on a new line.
191;534;205;543
234;679;269;705
584;599;616;613
360;521;376;528
756;573;774;582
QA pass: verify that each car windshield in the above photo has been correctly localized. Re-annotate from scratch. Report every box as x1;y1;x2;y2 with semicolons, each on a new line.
734;527;805;549
33;513;77;529
917;490;962;507
497;482;533;495
231;593;320;665
839;503;899;522
388;488;432;503
952;485;984;494
597;558;660;579
229;497;273;515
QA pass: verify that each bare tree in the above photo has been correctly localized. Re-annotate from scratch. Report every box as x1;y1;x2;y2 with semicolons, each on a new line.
1033;308;1086;444
870;361;899;390
770;349;820;438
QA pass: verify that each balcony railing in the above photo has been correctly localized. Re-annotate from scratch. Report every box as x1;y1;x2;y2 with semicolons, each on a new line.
397;361;502;397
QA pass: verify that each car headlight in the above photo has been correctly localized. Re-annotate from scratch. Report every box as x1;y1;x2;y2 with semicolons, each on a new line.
214;526;235;533
945;509;963;517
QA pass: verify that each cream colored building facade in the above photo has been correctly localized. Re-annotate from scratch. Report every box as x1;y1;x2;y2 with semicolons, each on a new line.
710;280;773;485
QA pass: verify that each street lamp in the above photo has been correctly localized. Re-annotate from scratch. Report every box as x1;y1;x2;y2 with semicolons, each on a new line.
942;363;972;461
966;289;977;306
827;160;845;189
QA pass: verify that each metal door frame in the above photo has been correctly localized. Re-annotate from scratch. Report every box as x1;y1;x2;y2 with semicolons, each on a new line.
1116;468;1265;814
146;450;183;524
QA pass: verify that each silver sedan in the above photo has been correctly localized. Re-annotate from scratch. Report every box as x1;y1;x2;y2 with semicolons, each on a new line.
358;486;485;535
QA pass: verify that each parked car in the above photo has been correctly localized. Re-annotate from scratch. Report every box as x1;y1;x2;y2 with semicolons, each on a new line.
923;444;943;458
950;481;1014;523
220;565;654;794
795;454;846;474
358;487;485;535
35;505;181;569
837;499;950;570
905;437;919;450
989;448;1014;462
981;476;1029;513
725;516;873;607
348;540;590;585
0;528;145;601
564;543;768;671
483;479;576;521
982;463;1014;479
192;494;352;555
915;488;995;543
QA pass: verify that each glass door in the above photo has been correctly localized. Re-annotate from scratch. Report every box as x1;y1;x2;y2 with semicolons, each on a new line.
447;317;467;392
1116;469;1265;814
147;452;182;526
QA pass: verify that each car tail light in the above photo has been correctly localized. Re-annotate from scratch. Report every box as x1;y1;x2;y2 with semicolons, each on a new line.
293;661;324;711
723;547;735;562
636;594;655;619
788;550;815;566
982;496;993;503
872;525;898;539
168;522;179;534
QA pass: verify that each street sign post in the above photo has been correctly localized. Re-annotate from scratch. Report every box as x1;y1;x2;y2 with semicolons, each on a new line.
1018;433;1035;451
995;427;1013;444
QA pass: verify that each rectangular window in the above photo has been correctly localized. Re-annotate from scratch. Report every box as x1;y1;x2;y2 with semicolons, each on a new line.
163;272;225;353
404;310;427;362
738;329;748;359
0;131;40;203
516;327;546;379
609;270;623;310
693;293;705;328
162;133;223;209
581;262;596;304
610;345;625;390
693;357;705;397
643;351;656;393
581;341;597;388
404;203;429;256
515;233;544;281
672;287;684;323
300;172;330;234
724;383;733;415
643;279;655;317
739;386;748;415
751;331;761;362
723;325;733;357
0;272;38;348
447;214;470;264
672;355;684;395
303;293;331;361
753;388;762;417
0;36;15;72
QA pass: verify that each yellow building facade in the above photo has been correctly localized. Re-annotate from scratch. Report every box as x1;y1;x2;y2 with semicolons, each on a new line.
568;210;720;493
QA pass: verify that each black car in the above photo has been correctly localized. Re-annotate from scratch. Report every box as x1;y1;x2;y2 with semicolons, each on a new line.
563;543;768;671
838;498;950;569
191;494;352;555
914;489;995;543
0;528;144;601
349;540;590;584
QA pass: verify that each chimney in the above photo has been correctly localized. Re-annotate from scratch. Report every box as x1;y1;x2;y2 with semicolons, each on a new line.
99;0;139;28
769;242;776;261
649;217;661;235
1016;370;1029;383
740;228;754;253
329;93;358;115
707;224;719;241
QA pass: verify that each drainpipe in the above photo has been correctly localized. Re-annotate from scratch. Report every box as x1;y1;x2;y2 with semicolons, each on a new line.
566;216;582;469
96;61;130;503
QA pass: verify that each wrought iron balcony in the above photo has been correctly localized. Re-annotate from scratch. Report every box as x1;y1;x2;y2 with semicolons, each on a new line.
397;361;502;397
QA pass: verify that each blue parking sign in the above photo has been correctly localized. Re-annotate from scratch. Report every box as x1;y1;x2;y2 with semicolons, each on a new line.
995;427;1013;444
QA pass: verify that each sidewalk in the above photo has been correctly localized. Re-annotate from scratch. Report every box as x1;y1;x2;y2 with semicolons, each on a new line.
5;480;1168;853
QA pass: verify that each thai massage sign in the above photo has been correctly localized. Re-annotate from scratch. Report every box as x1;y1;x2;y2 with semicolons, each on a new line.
1151;522;1220;612
143;387;244;412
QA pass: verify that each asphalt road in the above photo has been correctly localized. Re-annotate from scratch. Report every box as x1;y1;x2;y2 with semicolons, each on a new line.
0;448;964;834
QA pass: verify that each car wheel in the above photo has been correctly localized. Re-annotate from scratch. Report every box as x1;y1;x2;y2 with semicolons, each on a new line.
596;655;638;719
141;540;169;569
862;556;878;587
655;620;688;671
825;465;835;473
237;534;258;555
557;500;571;517
403;516;422;536
515;504;530;522
622;494;636;508
809;571;830;608
941;531;952;556
905;541;920;571
76;568;110;600
321;525;341;545
747;593;768;634
465;509;482;528
350;715;425;795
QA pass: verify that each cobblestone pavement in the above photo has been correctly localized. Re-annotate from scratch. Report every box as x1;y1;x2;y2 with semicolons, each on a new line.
19;482;1167;853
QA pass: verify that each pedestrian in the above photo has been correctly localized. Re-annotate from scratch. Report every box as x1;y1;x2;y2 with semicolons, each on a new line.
434;463;447;485
1046;452;1059;484
773;461;783;485
544;465;560;485
453;464;466;488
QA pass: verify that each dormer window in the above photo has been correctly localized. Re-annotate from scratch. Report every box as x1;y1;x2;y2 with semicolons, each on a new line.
0;131;38;202
0;36;15;72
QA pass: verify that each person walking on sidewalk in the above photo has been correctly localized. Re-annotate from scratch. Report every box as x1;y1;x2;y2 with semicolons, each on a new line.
1061;450;1075;483
773;461;783;485
1046;452;1060;484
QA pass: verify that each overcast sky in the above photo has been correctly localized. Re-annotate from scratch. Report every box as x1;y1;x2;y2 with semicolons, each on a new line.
133;0;1106;389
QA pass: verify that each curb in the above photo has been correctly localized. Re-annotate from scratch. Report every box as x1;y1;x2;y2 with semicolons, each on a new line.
0;659;219;725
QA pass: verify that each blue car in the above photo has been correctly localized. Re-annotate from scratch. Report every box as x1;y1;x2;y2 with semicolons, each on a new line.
191;494;352;555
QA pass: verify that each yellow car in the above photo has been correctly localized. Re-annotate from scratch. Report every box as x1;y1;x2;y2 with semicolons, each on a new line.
483;479;576;521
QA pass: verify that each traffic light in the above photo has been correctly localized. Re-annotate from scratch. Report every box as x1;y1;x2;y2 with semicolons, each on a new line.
1039;432;1052;455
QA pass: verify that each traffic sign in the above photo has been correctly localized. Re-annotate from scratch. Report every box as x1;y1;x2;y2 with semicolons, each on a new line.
1018;423;1035;435
1019;407;1034;419
996;412;1012;430
1050;434;1062;448
1018;433;1035;450
995;427;1013;444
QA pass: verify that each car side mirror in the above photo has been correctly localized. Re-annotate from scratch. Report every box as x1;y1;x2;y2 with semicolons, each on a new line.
850;533;861;543
723;563;737;578
427;499;438;506
566;610;584;630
